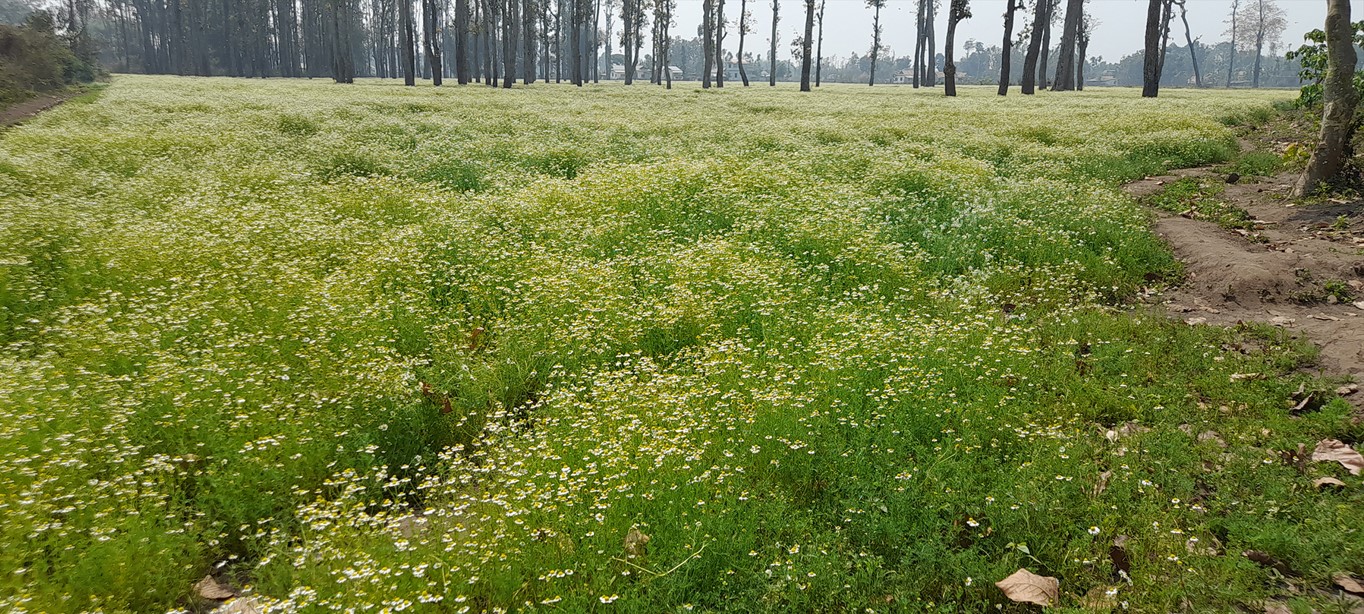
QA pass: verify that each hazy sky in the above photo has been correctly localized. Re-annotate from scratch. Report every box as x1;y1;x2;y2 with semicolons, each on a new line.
665;0;1339;63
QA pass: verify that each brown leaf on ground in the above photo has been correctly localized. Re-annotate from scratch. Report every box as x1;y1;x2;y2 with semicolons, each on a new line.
1093;470;1113;496
1243;550;1298;577
1197;431;1227;448
1339;384;1360;396
995;568;1059;607
1335;572;1364;594
214;597;264;614
1312;439;1364;475
195;575;235;601
623;526;650;558
1314;476;1347;489
1080;584;1119;611
1264;601;1292;614
1105;422;1150;443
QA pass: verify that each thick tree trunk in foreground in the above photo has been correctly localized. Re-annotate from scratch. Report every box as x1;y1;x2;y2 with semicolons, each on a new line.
799;0;813;91
1050;0;1081;90
1294;0;1358;197
1021;0;1046;94
400;0;415;84
1141;0;1163;97
769;0;778;86
943;0;968;96
738;0;750;85
998;0;1020;95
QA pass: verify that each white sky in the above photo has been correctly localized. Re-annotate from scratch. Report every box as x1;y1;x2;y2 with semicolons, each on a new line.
667;0;1341;63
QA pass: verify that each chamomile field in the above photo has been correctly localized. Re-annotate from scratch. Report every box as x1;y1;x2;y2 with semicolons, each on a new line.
2;76;1361;612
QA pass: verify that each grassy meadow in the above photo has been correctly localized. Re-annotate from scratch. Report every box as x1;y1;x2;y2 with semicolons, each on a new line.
2;76;1361;612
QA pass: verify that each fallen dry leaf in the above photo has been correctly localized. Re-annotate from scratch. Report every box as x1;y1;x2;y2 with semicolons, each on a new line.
1269;316;1296;326
1336;572;1364;594
1197;431;1227;448
623;526;651;558
995;568;1059;607
1243;550;1297;577
1263;601;1292;614
1080;584;1119;611
1313;439;1364;475
1230;372;1264;382
195;575;235;601
1184;317;1207;325
214;597;264;614
1314;476;1347;489
1093;470;1113;496
1338;384;1360;396
1105;422;1150;443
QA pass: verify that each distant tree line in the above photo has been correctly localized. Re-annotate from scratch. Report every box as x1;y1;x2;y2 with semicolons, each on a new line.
0;0;1321;97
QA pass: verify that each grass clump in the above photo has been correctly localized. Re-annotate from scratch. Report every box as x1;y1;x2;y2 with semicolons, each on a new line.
1145;176;1259;231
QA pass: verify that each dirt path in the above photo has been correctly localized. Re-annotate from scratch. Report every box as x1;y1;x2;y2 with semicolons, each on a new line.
0;93;75;129
1125;165;1364;389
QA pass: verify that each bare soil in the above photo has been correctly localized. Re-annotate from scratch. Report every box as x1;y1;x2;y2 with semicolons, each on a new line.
0;93;74;129
1125;162;1364;390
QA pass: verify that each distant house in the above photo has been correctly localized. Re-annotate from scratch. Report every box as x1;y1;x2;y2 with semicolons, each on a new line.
892;69;913;84
1086;70;1117;87
610;64;683;81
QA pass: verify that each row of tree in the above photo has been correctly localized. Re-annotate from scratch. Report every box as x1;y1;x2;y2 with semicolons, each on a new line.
10;0;1301;97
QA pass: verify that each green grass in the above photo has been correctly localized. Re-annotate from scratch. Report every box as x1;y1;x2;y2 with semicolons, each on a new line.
1145;176;1260;232
5;77;1360;613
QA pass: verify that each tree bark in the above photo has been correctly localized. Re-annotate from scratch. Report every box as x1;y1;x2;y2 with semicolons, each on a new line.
997;0;1019;95
400;0;416;84
1225;0;1238;87
1036;0;1051;89
814;0;824;85
868;0;882;86
715;0;725;86
1294;0;1357;197
1050;0;1080;90
1141;0;1163;97
1177;0;1201;87
1021;0;1045;94
799;0;813;90
943;0;967;96
768;0;778;86
702;0;713;86
738;0;750;85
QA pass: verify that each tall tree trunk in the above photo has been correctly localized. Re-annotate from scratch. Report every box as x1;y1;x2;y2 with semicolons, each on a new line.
456;0;469;82
768;0;777;85
715;0;725;86
400;0;416;83
998;0;1019;94
913;0;924;87
503;0;518;86
523;0;536;83
814;0;824;85
709;0;720;87
799;0;812;91
738;0;750;85
424;0;444;84
1251;20;1264;87
1021;0;1045;93
1036;0;1051;89
943;0;967;96
1177;0;1201;87
1050;0;1080;90
1225;0;1238;87
1294;0;1357;196
925;0;935;85
1141;0;1163;97
1076;23;1088;89
868;1;881;86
